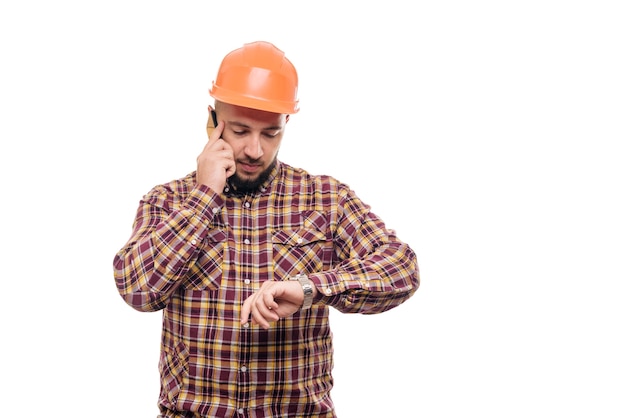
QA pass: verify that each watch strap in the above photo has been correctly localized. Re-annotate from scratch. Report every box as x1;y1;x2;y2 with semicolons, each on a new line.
290;273;313;310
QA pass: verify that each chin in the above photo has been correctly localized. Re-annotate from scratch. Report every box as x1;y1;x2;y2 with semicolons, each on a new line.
229;173;263;194
229;159;275;193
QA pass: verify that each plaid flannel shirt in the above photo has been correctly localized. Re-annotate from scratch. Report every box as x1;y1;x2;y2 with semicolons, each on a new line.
113;161;419;417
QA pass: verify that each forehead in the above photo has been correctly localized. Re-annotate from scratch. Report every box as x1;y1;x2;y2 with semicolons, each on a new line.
221;102;287;127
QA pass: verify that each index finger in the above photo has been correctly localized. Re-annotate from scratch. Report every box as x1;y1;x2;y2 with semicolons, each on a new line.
240;297;252;325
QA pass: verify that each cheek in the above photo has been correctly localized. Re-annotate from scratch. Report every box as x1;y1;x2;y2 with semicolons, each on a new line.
225;139;244;156
263;139;282;158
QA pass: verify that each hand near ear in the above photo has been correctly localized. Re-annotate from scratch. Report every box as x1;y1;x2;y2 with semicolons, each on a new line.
197;106;236;193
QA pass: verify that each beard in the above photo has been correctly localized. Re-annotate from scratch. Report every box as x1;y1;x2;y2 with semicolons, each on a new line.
228;158;277;194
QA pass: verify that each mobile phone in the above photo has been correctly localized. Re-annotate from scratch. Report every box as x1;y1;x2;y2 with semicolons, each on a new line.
206;109;218;138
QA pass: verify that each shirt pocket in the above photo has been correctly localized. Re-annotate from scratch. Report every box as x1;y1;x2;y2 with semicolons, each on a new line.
186;228;227;290
272;227;332;279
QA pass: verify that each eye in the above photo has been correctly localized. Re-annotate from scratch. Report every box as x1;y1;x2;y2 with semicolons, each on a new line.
263;131;280;138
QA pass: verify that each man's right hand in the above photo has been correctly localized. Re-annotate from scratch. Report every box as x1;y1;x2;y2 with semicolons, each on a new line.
196;117;236;193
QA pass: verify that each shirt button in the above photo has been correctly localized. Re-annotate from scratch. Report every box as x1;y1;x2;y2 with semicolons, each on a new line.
238;408;244;414
212;207;219;214
297;237;303;244
244;201;250;208
241;366;247;372
325;288;332;295
191;239;197;245
224;187;230;193
244;238;250;245
243;322;249;328
244;279;251;285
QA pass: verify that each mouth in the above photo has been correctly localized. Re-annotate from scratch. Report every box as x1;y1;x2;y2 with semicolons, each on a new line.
238;161;262;175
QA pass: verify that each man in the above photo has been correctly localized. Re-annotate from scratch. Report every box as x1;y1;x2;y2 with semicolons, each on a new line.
113;40;419;418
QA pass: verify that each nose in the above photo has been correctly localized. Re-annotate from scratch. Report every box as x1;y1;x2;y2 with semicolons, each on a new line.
243;134;263;160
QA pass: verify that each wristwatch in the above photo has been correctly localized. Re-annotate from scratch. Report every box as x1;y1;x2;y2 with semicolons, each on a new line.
290;273;313;310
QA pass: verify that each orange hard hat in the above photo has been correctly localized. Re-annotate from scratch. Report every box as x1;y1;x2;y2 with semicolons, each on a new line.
209;41;299;114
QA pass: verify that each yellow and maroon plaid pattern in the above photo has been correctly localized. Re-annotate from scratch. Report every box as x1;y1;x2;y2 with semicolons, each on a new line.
113;161;419;417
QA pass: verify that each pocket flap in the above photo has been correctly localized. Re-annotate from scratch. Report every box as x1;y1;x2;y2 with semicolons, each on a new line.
273;228;327;247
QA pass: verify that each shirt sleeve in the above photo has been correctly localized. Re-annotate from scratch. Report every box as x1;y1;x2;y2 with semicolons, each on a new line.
113;183;223;312
308;185;420;314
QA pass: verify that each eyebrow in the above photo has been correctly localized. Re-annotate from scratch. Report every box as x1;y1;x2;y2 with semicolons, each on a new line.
229;121;282;131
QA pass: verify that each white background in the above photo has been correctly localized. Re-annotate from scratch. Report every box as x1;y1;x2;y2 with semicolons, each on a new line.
1;1;625;417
